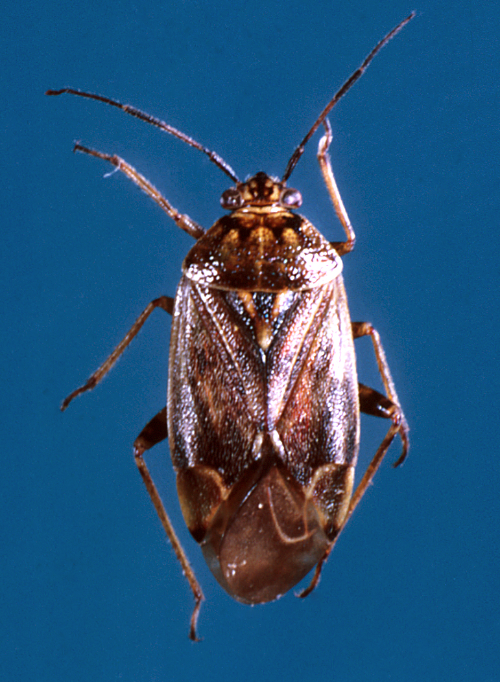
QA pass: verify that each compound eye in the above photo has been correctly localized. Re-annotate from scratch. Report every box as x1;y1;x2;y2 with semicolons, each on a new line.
280;188;302;208
221;188;244;210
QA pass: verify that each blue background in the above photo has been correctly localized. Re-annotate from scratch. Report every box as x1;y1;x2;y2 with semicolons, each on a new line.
3;1;499;680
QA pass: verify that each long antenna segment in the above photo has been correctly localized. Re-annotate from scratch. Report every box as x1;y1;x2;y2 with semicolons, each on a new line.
282;11;416;182
46;12;415;186
45;87;241;183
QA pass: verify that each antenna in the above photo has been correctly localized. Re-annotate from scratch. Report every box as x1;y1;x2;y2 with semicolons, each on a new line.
45;88;241;183
282;12;416;182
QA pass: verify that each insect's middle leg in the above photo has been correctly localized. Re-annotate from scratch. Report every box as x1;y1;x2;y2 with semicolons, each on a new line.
298;380;408;599
351;381;408;512
61;296;174;410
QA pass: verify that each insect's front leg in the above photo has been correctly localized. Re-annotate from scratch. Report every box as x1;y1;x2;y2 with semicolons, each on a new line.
61;296;174;410
317;118;355;255
73;143;205;240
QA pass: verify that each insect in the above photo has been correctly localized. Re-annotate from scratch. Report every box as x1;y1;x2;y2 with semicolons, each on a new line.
48;12;413;640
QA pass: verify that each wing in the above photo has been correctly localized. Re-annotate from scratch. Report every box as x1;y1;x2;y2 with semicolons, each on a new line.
267;277;360;485
168;276;267;486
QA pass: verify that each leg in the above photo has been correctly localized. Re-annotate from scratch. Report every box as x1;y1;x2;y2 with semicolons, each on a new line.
64;301;204;638
298;323;409;598
60;140;206;636
46;88;240;183
134;406;168;454
73;143;205;240
352;320;409;464
134;417;204;641
61;295;174;410
298;385;407;598
317;118;356;256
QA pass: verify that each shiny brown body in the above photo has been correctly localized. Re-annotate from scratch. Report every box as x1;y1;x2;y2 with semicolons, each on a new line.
170;196;357;602
50;12;414;640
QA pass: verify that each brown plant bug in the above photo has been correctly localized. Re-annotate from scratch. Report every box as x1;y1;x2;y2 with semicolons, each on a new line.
48;12;414;640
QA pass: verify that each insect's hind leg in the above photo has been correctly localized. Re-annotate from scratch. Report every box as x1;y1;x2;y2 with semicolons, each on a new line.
134;406;168;454
133;405;204;642
352;320;409;466
62;291;204;639
350;382;408;517
297;383;407;600
298;330;409;599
